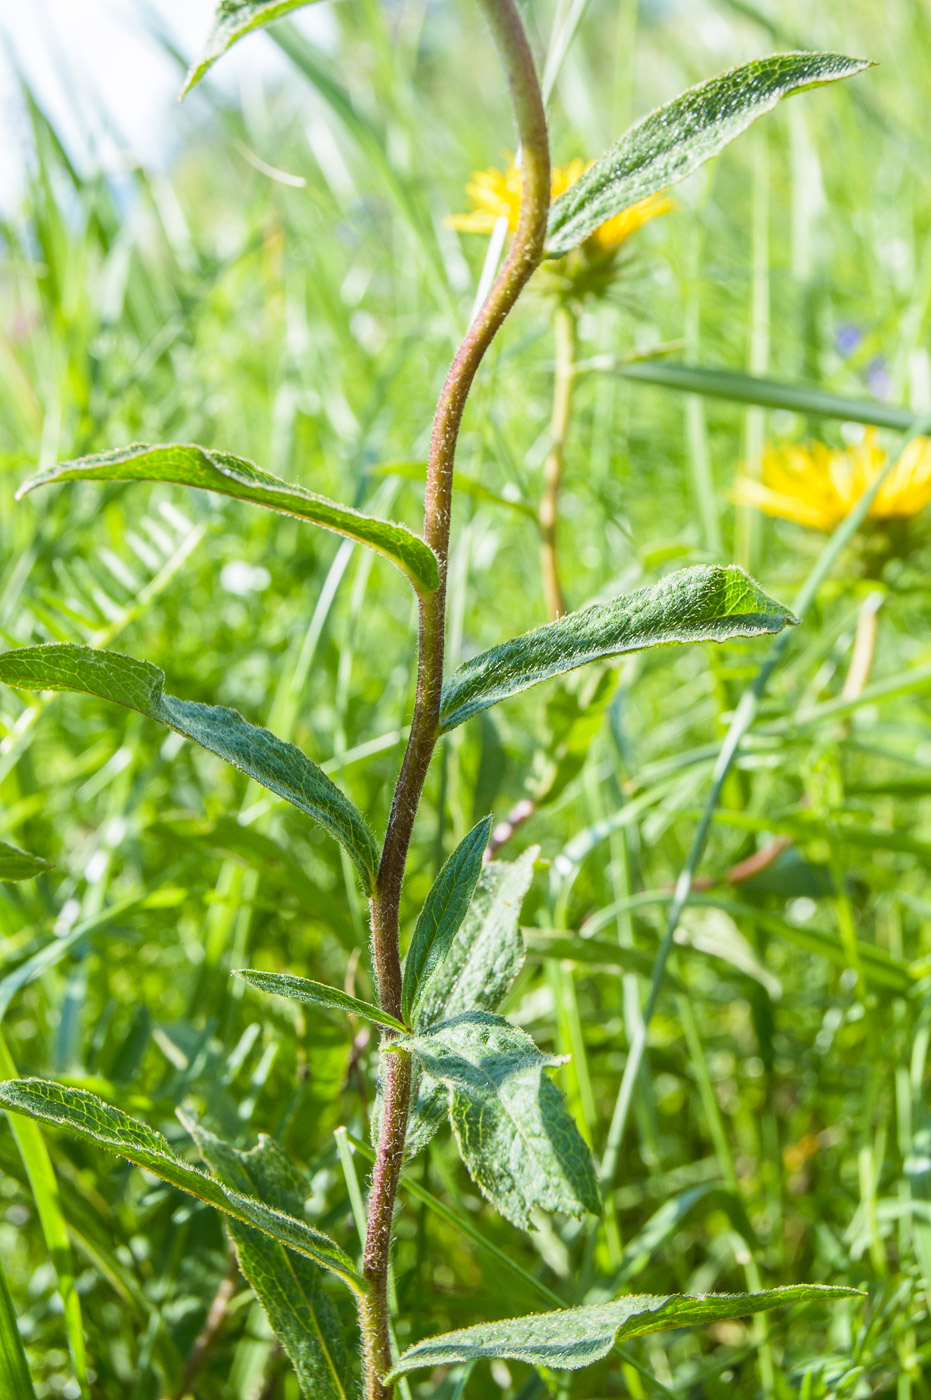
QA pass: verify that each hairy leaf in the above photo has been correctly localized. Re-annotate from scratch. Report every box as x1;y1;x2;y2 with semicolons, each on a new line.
415;847;535;1029
403;847;536;1155
0;842;52;882
19;444;439;595
546;53;870;256
401;815;492;1024
183;1117;355;1400
235;969;405;1032
0;1080;363;1291
183;2;326;96
439;565;796;732
397;1012;601;1229
0;645;378;890
386;1285;863;1378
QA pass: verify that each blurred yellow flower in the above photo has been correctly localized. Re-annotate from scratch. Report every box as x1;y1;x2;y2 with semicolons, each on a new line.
449;157;673;253
733;429;931;532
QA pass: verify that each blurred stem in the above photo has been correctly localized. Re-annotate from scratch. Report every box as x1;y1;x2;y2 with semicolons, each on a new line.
360;1;550;1394
540;301;577;620
842;591;883;701
170;1258;238;1400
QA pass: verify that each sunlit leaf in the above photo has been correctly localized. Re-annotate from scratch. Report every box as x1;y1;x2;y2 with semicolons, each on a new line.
400;847;536;1156
235;969;405;1032
182;1;325;97
401;815;492;1024
0;645;379;890
0;842;52;882
0;1032;87;1391
547;53;870;256
396;1012;601;1229
0;1080;364;1291
440;565;797;732
386;1285;863;1379
184;1117;355;1399
19;443;440;595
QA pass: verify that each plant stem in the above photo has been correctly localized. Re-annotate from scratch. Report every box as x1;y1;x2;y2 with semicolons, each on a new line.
360;3;550;1395
540;301;577;620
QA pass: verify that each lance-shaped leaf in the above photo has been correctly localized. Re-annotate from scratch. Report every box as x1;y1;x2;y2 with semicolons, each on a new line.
414;847;535;1030
0;645;379;890
183;1117;355;1400
401;815;493;1024
386;1285;863;1379
19;444;439;595
546;53;870;257
0;1080;364;1292
0;842;52;882
235;969;405;1033
397;847;537;1156
396;1012;601;1229
440;565;796;732
183;2;326;97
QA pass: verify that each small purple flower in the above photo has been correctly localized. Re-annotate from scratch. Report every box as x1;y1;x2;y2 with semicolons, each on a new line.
866;355;891;401
835;321;863;357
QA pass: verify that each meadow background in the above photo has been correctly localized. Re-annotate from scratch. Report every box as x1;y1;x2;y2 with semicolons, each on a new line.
2;0;931;1395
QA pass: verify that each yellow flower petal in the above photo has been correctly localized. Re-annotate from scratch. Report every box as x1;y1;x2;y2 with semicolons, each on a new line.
736;430;931;534
449;158;673;250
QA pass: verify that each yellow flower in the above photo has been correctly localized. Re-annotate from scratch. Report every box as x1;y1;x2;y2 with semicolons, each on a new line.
448;157;673;253
733;429;931;532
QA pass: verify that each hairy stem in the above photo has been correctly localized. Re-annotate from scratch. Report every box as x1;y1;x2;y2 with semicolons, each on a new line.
359;3;551;1395
539;301;577;620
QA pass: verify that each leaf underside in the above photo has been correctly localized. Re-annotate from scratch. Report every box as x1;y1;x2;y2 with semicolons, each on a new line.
0;644;378;890
399;847;537;1158
184;1117;355;1400
399;1011;601;1229
0;841;52;882
439;565;797;732
546;52;870;256
386;1285;864;1379
235;969;405;1032
401;814;493;1024
19;443;439;595
0;1080;363;1290
182;1;326;97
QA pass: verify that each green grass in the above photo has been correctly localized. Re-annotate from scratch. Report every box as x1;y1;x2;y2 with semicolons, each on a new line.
2;0;931;1395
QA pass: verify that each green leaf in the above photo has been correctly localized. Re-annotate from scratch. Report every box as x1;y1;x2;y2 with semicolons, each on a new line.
0;1251;37;1400
612;360;915;431
19;443;440;595
440;565;797;732
386;1286;863;1379
396;1012;601;1229
546;52;870;256
401;815;493;1024
0;1080;364;1292
182;2;325;97
0;645;379;890
234;969;406;1033
401;847;536;1156
183;1117;356;1400
414;847;535;1030
0;1033;87;1394
0;842;52;882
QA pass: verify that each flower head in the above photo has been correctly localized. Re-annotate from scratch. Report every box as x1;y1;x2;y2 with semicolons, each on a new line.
733;429;931;533
449;157;672;255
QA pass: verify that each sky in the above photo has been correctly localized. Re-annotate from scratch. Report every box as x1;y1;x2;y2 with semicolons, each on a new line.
0;0;335;209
